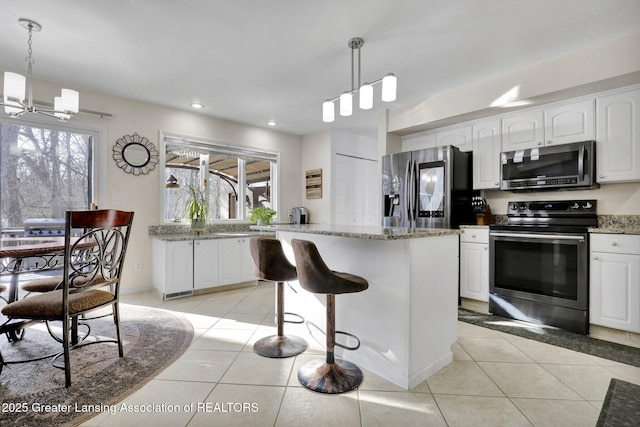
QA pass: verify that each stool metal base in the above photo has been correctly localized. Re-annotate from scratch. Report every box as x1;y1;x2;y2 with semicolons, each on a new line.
298;358;363;393
253;334;307;358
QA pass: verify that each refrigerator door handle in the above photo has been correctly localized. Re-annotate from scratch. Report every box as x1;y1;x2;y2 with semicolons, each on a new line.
405;160;412;224
409;160;417;225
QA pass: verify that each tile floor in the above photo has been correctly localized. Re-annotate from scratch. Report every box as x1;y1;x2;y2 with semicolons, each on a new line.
81;283;640;427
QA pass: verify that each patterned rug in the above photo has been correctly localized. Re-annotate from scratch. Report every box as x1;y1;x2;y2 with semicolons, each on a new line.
597;378;640;426
0;304;193;426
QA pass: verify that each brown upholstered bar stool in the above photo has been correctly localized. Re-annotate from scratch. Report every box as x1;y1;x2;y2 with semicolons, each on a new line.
249;237;307;358
291;238;369;394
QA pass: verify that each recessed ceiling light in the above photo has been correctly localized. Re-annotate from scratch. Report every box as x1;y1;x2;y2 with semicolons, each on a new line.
190;103;204;109
267;120;277;126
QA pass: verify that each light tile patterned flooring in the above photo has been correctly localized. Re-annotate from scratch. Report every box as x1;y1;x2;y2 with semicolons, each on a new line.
81;283;640;427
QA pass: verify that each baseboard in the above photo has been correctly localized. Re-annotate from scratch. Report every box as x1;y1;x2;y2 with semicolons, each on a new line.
192;280;258;296
589;324;640;349
460;298;490;314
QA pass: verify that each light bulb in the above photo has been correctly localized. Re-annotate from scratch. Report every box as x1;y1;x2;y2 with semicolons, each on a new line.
381;73;397;102
322;100;335;122
359;83;373;110
3;72;25;114
339;91;352;116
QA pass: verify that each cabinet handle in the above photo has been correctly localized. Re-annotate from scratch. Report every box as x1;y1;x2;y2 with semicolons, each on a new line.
537;141;543;145
471;235;476;238
188;242;193;246
599;174;605;178
593;256;598;260
495;182;499;186
611;242;618;246
484;247;488;251
546;140;551;145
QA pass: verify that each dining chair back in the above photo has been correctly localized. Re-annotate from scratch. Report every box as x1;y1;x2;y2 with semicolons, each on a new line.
1;209;134;387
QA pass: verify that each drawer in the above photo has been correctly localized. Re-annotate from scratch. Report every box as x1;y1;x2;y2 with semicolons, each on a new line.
591;234;640;255
460;228;489;244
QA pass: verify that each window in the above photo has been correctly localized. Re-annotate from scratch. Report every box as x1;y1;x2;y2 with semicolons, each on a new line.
162;133;278;223
0;119;98;231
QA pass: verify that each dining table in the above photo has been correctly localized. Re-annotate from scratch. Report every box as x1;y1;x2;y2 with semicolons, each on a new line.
0;235;94;341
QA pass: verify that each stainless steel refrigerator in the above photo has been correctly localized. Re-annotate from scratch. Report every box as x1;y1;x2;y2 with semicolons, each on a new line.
382;145;474;228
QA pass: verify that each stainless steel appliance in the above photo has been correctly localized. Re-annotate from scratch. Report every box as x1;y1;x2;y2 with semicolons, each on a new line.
292;207;309;224
382;145;473;228
23;218;65;236
489;199;597;334
500;140;597;191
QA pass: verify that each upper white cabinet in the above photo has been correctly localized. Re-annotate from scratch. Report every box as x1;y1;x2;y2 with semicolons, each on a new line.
596;88;640;183
501;110;544;151
436;125;473;152
502;100;594;151
472;119;501;189
590;234;640;333
544;99;595;146
402;131;436;152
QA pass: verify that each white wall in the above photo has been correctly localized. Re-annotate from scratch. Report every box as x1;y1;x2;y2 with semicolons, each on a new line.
300;130;332;224
4;76;303;293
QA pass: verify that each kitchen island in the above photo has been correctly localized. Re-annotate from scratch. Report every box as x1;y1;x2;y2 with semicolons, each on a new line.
252;224;461;390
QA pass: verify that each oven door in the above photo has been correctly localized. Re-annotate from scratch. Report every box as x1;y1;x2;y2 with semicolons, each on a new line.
489;230;588;311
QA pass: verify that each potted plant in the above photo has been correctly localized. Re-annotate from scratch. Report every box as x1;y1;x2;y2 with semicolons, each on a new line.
186;185;208;231
250;206;277;225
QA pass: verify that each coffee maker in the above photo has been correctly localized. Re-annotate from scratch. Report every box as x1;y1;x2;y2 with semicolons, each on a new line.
291;207;309;224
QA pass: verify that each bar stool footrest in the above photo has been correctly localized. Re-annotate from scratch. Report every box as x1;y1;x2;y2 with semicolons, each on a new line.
335;330;361;351
283;311;305;324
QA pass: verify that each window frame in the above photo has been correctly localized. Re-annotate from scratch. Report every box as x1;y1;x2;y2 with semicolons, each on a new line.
159;130;279;225
0;115;107;226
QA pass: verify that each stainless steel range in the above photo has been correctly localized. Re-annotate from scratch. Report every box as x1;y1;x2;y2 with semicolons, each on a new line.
489;200;597;334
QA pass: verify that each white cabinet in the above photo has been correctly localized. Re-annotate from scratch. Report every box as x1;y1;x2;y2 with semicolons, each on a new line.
501;110;545;151
459;228;489;302
152;240;194;299
502;100;595;151
590;234;640;333
543;99;594;146
333;154;378;226
193;239;219;290
436;125;473;152
472;119;502;189
218;237;255;286
596;88;640;183
402;131;436;152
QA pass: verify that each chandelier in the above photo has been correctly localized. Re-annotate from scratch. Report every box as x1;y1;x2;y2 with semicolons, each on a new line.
1;18;79;121
322;37;396;123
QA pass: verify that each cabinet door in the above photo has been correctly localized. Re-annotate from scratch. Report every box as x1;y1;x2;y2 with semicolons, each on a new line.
436;125;473;152
501;110;544;151
544;99;594;145
472;119;501;189
193;239;219;290
590;252;640;332
459;242;489;302
333;154;378;226
164;240;194;295
402;131;436;152
596;89;640;183
219;238;256;285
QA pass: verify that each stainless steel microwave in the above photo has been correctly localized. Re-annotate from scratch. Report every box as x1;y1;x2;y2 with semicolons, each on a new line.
500;140;597;191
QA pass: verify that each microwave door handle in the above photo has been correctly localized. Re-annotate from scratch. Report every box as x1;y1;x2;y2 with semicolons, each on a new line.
578;144;585;181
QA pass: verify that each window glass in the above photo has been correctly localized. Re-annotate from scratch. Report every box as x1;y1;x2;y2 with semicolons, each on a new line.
0;121;94;230
163;136;276;223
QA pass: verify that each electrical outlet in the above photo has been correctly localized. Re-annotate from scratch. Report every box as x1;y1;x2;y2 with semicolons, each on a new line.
134;261;142;271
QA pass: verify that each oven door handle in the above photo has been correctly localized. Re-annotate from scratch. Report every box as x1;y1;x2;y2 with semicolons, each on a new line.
490;232;585;241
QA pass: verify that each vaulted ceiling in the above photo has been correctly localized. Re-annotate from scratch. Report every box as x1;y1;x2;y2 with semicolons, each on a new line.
1;1;639;136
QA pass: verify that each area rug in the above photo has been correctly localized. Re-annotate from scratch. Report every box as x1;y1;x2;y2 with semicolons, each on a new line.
458;308;640;368
596;378;640;426
0;304;193;427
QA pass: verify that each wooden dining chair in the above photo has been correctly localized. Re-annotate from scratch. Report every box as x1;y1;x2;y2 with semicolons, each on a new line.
1;209;134;387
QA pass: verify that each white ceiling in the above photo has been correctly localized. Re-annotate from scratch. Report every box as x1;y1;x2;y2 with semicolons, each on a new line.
1;1;639;136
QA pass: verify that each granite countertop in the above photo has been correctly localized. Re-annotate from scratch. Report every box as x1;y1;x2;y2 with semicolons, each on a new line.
250;223;462;240
148;224;275;241
588;227;640;235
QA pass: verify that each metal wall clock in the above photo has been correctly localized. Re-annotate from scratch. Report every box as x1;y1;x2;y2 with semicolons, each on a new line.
112;133;159;175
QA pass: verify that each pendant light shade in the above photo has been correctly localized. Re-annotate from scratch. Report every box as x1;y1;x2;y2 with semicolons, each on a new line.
3;72;25;114
322;100;335;122
322;37;397;122
359;83;373;110
381;73;397;102
339;91;353;116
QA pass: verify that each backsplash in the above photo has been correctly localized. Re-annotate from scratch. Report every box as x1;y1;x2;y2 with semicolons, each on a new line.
598;215;640;229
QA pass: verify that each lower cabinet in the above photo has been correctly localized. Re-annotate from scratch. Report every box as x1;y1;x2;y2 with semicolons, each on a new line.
459;228;489;302
590;234;640;333
152;237;255;299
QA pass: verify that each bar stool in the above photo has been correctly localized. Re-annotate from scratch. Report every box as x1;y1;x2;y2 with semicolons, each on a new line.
291;238;369;394
249;237;307;358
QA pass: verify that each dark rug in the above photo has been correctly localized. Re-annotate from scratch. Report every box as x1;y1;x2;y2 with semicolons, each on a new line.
0;304;193;426
597;378;640;426
458;308;640;368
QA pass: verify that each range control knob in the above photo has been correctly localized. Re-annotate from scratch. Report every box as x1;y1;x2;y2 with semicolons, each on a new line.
583;202;592;209
571;202;580;210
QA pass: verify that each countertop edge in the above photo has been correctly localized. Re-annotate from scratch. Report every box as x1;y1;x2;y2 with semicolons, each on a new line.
251;224;462;240
149;231;276;242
